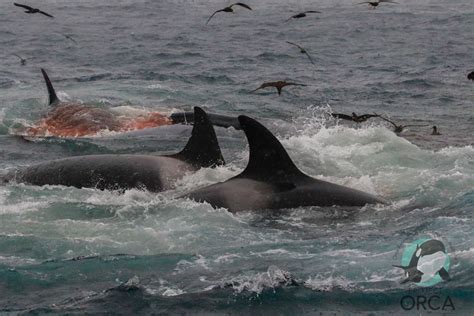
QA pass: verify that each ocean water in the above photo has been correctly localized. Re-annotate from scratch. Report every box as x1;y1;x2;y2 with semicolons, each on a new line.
0;0;473;314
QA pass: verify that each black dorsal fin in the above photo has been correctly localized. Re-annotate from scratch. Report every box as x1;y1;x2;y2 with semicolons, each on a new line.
170;107;225;168
40;68;60;106
236;115;306;182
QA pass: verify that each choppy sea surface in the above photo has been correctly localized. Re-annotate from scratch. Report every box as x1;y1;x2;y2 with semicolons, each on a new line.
0;0;473;314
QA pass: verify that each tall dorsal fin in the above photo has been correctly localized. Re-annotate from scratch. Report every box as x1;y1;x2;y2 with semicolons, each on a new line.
170;107;225;168
236;115;306;182
40;68;60;106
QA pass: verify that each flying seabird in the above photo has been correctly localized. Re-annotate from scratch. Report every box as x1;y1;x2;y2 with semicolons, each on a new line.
14;3;54;18
61;34;77;44
358;0;398;9
206;3;252;25
286;11;321;22
468;71;474;81
12;53;26;65
379;116;428;134
332;112;380;123
251;81;307;95
286;41;315;65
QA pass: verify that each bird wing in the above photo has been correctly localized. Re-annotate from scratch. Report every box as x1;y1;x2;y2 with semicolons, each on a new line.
250;84;265;93
206;10;222;24
283;82;307;87
14;3;33;10
357;2;371;4
12;53;22;60
332;113;354;121
286;41;303;50
39;10;54;18
285;15;297;22
379;116;398;128
304;10;321;14
64;35;77;44
251;82;277;92
304;51;315;65
231;3;252;10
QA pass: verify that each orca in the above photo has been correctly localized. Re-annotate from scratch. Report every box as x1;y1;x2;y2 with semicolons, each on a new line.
394;239;450;284
30;69;136;136
23;69;239;137
4;107;225;192
182;115;386;212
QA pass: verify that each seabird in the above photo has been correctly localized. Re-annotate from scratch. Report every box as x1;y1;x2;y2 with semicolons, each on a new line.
12;53;26;65
286;11;321;22
358;0;398;9
61;34;77;44
286;41;315;65
379;116;428;134
14;3;54;18
431;126;441;135
332;112;380;123
206;3;252;25
251;81;307;95
468;71;474;81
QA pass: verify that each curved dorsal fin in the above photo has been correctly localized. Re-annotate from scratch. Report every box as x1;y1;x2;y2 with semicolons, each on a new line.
236;115;305;182
170;107;225;168
40;68;60;106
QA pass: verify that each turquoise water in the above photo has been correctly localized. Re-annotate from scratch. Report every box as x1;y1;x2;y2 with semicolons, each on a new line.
0;0;473;314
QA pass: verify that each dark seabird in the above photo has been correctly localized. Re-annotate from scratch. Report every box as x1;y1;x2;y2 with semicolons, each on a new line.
431;126;441;135
286;41;315;65
14;3;54;18
332;112;379;123
468;71;474;81
380;116;428;134
251;81;307;95
12;53;26;65
286;11;321;22
206;3;252;25
61;34;77;44
358;0;398;9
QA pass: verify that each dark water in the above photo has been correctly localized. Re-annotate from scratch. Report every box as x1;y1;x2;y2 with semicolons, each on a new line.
0;0;473;314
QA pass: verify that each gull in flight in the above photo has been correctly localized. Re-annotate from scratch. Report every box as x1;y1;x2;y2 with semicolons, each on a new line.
206;3;252;25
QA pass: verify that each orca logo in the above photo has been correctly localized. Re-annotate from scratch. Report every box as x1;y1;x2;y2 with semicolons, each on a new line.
394;237;451;287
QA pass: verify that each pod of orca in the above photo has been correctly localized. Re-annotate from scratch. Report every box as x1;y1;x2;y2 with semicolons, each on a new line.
5;1;399;213
4;107;224;192
3;106;385;211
